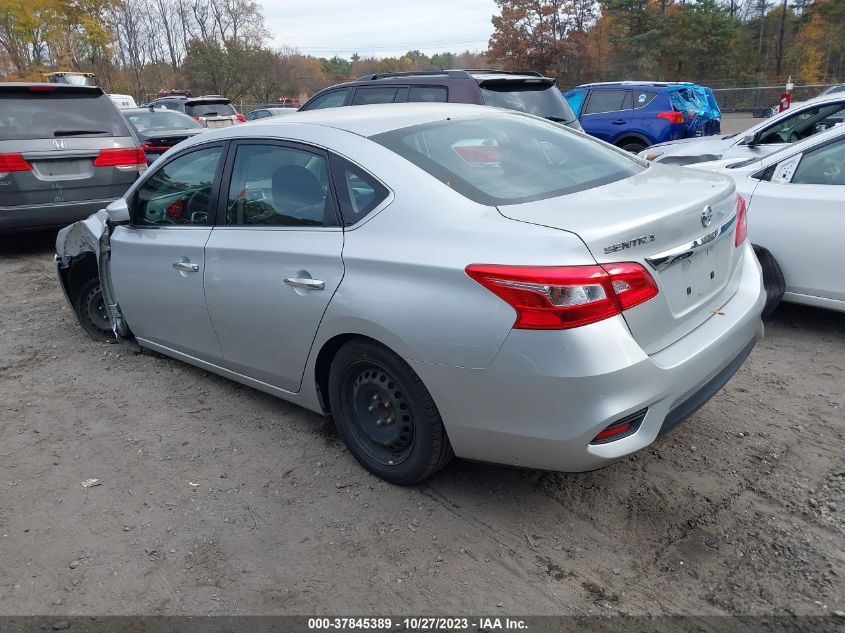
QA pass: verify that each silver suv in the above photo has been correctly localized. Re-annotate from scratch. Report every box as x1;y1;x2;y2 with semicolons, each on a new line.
0;83;145;233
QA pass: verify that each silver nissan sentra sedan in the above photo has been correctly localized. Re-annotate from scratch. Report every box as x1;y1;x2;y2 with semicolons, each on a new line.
56;103;765;484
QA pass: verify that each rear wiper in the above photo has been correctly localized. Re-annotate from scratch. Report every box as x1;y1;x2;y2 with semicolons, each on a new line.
546;116;576;124
54;129;108;137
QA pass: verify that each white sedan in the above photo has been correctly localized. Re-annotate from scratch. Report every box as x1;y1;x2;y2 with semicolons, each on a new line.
692;124;845;315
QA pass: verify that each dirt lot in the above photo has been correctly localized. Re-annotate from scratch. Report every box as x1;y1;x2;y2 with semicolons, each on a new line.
0;231;843;617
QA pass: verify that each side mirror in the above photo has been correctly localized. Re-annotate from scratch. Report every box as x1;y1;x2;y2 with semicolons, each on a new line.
105;198;131;224
742;133;759;147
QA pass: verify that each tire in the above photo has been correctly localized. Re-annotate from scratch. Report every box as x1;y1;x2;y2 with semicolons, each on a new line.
73;277;114;342
620;141;647;153
327;339;453;484
753;245;785;319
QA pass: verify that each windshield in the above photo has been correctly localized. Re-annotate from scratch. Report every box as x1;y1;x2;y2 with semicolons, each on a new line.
0;89;131;140
126;111;203;132
480;82;577;123
371;115;643;206
186;102;236;117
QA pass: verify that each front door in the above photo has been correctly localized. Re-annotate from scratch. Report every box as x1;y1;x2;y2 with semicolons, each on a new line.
579;88;632;142
109;144;226;361
204;141;345;392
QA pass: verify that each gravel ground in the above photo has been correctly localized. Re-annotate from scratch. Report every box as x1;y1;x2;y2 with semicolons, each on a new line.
0;231;843;617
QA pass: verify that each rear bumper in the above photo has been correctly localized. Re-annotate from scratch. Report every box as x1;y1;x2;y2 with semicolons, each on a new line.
412;243;765;472
0;198;116;233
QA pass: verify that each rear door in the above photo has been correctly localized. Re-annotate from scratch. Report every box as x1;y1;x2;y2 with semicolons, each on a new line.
0;85;141;209
749;137;845;303
203;141;345;392
109;144;226;360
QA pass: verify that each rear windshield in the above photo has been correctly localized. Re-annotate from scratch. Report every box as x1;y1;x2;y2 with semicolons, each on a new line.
125;111;203;132
480;82;577;123
0;89;132;140
371;115;643;206
186;102;236;117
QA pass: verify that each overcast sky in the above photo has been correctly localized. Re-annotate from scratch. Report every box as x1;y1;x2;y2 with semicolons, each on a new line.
261;0;498;58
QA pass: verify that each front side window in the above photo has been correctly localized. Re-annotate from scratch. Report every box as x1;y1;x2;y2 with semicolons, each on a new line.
330;154;390;226
792;138;845;186
583;89;628;115
371;115;643;206
759;103;845;144
134;146;222;226
304;89;350;110
226;144;336;227
352;87;400;105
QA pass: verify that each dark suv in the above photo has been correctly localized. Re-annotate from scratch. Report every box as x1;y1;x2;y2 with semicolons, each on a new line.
0;83;145;233
150;94;244;128
299;70;581;129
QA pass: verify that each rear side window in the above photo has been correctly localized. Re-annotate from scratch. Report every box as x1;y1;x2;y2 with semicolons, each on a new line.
371;115;642;206
583;90;628;115
632;91;658;109
409;86;448;103
352;87;401;105
227;144;336;227
186;102;236;117
0;88;132;140
304;90;350;110
330;154;389;226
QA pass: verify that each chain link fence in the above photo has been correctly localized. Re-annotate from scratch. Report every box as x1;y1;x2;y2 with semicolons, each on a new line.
713;83;839;117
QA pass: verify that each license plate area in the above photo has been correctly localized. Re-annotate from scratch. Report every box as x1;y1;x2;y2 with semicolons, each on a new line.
660;237;734;313
32;159;93;180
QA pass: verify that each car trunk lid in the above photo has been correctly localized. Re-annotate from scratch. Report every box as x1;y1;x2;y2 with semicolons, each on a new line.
497;165;743;354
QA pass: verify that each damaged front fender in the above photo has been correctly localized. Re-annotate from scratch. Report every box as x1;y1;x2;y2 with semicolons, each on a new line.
55;201;137;348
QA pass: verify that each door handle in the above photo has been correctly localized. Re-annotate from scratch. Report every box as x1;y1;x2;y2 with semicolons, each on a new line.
172;259;200;273
612;119;626;125
284;277;325;291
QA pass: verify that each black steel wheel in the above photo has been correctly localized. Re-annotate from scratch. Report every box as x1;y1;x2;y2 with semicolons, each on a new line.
328;339;453;484
74;277;114;342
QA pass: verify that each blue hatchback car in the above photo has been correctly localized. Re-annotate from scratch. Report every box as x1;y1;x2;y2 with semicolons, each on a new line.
563;82;720;152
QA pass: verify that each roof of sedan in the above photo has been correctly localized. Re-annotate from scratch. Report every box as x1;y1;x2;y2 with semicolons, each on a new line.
219;102;510;138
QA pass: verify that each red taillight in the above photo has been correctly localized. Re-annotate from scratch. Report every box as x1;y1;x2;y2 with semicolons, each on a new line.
734;194;747;247
141;140;169;153
657;111;685;124
93;147;147;168
0;153;33;172
28;85;57;92
465;262;658;330
235;113;246;123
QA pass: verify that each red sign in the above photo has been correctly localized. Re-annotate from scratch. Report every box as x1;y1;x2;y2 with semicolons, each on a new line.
779;93;792;112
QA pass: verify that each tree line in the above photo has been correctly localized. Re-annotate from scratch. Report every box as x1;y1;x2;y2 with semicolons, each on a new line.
489;0;844;87
0;0;841;104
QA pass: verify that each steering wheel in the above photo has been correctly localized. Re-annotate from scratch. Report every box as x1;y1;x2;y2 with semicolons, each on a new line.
787;131;801;143
186;189;210;222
